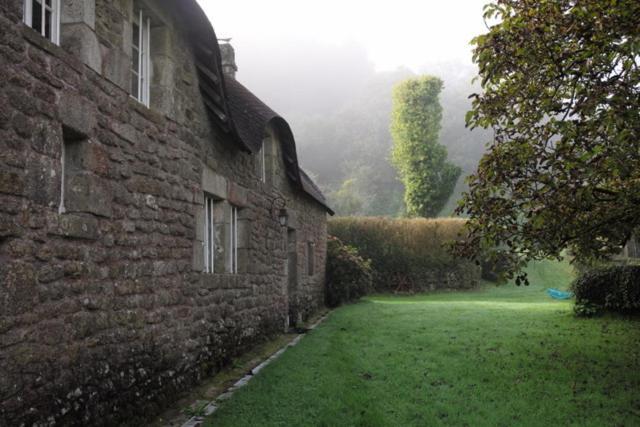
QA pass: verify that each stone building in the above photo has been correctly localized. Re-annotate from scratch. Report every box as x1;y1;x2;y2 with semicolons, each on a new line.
0;0;333;424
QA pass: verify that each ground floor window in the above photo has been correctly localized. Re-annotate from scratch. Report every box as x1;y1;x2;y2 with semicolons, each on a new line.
202;197;242;274
204;195;217;273
23;0;60;44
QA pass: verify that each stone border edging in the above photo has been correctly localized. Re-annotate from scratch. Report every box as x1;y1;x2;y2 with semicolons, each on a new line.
180;313;330;427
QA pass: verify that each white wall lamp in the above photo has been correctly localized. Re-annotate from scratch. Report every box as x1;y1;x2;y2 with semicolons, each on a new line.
270;196;288;227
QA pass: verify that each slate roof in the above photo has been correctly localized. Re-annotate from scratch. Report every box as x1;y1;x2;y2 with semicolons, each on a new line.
224;77;334;215
180;0;332;215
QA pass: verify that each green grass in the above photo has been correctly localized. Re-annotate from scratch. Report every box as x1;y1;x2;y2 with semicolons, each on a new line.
205;260;640;426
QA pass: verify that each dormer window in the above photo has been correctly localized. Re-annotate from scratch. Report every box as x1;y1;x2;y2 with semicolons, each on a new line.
23;0;60;45
131;8;151;106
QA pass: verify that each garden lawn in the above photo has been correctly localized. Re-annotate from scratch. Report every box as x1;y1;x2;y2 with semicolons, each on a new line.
205;261;640;426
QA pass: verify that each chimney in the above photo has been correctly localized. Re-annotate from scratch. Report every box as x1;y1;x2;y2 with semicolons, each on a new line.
219;42;237;79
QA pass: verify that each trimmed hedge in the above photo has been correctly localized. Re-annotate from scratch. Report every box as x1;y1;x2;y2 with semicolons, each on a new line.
328;217;480;292
573;265;640;316
326;236;373;307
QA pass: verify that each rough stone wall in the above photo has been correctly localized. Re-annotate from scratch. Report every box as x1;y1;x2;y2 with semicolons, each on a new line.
0;1;327;425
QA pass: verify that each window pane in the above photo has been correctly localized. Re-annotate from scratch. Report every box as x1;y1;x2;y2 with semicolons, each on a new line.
130;73;139;98
32;0;43;33
45;0;52;6
132;23;140;49
132;47;139;73
44;8;51;39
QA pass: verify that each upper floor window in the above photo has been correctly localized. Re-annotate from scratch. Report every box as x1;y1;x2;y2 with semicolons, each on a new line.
131;9;151;106
23;0;60;45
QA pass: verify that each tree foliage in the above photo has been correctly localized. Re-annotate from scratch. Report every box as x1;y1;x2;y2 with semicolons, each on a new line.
454;0;640;283
391;76;462;217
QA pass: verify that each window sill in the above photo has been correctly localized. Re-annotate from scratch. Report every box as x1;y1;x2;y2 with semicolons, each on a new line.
127;96;166;125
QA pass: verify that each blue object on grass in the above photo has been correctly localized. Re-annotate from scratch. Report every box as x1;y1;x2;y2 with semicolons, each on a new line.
546;288;574;300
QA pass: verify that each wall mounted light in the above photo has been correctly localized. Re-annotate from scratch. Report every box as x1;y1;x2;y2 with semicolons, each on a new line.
270;196;288;228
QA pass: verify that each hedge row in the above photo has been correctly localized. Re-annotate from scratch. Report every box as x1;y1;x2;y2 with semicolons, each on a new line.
573;265;640;316
328;217;480;292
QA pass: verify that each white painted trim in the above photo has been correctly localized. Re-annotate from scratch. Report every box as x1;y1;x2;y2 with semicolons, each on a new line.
59;138;66;214
203;195;217;274
138;9;143;102
143;14;151;106
234;207;238;273
52;0;60;45
23;0;32;27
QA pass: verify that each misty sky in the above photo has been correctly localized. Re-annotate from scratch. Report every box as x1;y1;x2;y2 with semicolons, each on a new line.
197;0;489;73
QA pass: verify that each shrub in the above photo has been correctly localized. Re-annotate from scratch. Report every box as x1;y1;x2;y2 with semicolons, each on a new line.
326;236;373;307
480;254;511;282
328;217;480;292
572;265;640;316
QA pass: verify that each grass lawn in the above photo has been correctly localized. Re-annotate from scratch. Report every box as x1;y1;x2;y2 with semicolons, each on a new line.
205;261;640;426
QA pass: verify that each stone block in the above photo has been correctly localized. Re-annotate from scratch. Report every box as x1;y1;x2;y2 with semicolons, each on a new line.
192;241;204;272
38;264;65;284
286;208;298;229
31;121;62;157
58;92;97;138
194;205;205;241
150;80;174;119
227;182;248;207
61;0;95;29
55;213;99;240
60;23;102;73
111;121;137;144
65;173;112;218
237;248;250;274
26;154;60;207
0;261;37;315
102;46;131;92
202;167;227;199
237;218;250;249
0;171;24;196
81;141;110;177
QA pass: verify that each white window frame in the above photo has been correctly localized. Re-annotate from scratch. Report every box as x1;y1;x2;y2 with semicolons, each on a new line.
203;195;216;274
23;0;60;45
131;9;151;106
230;205;239;274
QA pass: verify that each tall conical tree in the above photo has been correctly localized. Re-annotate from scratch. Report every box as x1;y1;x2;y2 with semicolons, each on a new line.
391;76;461;217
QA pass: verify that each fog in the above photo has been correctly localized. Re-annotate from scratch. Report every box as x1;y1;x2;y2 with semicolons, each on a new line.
197;0;492;216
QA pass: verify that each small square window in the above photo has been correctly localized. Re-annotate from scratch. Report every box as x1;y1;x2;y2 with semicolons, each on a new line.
23;0;60;45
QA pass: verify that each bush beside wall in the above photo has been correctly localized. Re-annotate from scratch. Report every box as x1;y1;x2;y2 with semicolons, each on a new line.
328;217;480;292
573;265;640;316
325;236;373;307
